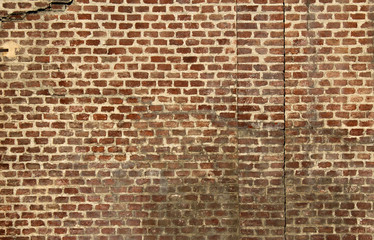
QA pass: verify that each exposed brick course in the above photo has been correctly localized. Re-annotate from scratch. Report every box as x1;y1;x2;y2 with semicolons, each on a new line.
0;0;373;239
285;1;374;239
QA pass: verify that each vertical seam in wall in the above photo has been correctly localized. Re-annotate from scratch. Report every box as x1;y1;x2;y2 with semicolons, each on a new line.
235;0;240;238
282;0;287;239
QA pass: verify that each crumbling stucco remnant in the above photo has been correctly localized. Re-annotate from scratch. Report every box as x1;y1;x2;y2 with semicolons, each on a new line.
0;41;20;59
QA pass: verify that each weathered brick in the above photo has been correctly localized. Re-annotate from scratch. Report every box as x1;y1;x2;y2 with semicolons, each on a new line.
285;1;374;240
0;0;373;239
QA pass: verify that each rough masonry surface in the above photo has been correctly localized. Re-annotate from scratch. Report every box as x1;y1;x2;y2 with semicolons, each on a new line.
0;0;373;239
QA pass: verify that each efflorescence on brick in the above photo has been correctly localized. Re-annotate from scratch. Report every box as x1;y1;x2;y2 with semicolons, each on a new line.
0;0;373;239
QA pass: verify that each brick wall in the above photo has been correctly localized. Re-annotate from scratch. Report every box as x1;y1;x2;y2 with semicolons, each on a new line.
237;1;285;238
285;1;374;239
0;0;373;239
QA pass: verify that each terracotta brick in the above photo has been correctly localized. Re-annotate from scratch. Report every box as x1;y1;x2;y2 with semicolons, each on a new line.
0;0;373;239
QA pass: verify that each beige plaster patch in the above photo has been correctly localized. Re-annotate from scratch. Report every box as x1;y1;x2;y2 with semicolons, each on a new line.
1;41;20;59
